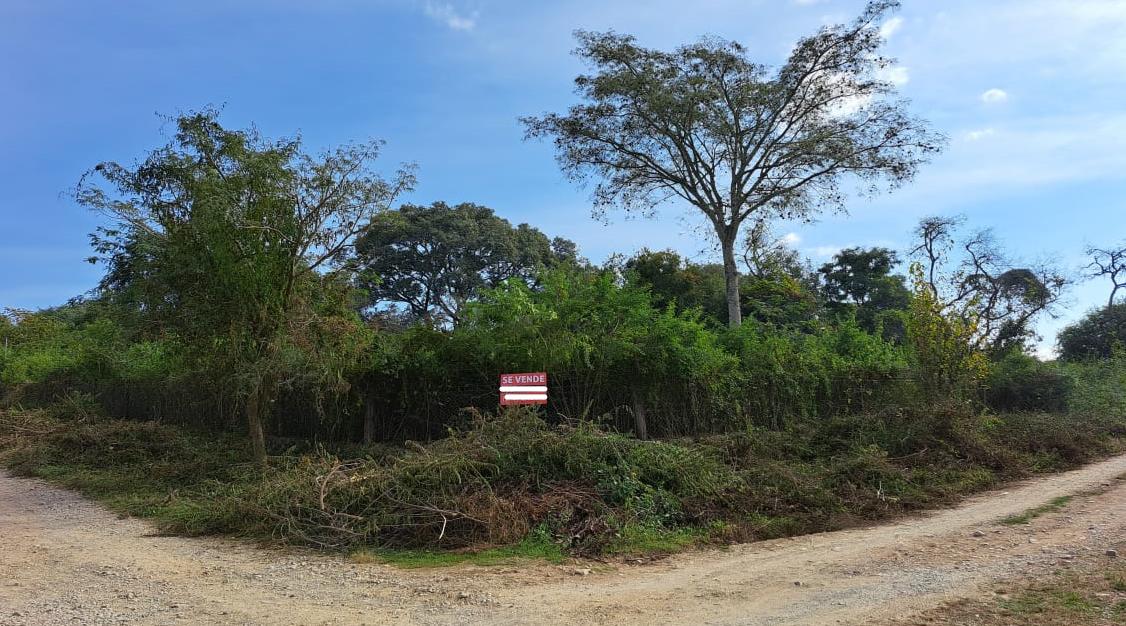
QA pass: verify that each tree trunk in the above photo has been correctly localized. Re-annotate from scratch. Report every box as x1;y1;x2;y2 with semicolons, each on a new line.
720;233;743;328
363;393;376;445
245;384;268;467
631;387;649;441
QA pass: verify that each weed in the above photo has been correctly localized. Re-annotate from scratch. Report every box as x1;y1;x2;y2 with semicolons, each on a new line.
1000;496;1073;526
1;404;1124;564
351;530;566;568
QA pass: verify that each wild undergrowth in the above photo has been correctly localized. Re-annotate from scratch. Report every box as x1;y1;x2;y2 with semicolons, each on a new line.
2;401;1123;563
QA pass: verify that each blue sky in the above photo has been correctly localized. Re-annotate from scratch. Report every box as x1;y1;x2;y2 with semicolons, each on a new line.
1;0;1124;354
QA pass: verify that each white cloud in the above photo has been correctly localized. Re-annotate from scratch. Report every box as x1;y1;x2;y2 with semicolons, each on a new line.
905;113;1126;193
424;1;477;31
964;127;996;141
811;245;842;258
781;232;802;246
879;16;905;39
877;65;910;86
981;88;1009;104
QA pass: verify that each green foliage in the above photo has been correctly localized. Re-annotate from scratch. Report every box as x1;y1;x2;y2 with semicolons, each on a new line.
1059;352;1126;419
76;110;409;461
623;249;728;322
985;351;1073;413
458;268;740;435
988;411;1123;470
352;528;566;568
721;318;910;428
354;201;578;325
0;304;185;392
0;308;81;385
819;247;912;338
1000;495;1072;525
1058;303;1126;361
740;273;821;329
623;248;820;329
905;264;989;401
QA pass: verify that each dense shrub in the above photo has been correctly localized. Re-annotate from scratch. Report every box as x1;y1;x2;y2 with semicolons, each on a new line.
5;266;1120;455
903;273;989;401
720;318;910;428
1060;351;1126;419
984;351;1073;413
453;269;742;437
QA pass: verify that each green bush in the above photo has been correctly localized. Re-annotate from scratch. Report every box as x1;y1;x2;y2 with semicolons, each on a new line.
985;351;1073;413
454;269;742;436
1060;352;1126;419
1058;304;1126;361
720;318;910;428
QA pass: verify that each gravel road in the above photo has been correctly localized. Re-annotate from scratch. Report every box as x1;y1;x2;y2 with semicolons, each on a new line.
2;453;1125;625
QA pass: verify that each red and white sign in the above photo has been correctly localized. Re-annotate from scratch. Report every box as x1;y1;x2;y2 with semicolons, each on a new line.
499;372;548;405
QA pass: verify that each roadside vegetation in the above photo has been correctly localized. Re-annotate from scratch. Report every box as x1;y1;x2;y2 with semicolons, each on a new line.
2;0;1126;564
2;352;1124;559
999;496;1073;526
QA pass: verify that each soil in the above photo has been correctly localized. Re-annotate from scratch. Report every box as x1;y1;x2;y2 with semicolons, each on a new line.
2;453;1125;625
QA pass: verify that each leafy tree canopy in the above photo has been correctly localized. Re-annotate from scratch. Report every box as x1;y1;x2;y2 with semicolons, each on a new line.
354;202;579;325
1058;303;1126;361
77;109;412;462
819;247;910;336
624;248;818;329
523;0;942;327
624;249;727;321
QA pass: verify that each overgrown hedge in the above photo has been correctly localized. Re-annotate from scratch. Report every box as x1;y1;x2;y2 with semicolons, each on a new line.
5;273;1125;448
2;271;919;442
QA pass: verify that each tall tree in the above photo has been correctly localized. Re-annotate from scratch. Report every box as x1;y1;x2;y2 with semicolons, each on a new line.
78;111;413;464
819;247;910;333
910;216;1067;353
353;202;578;325
523;0;942;327
1085;242;1126;308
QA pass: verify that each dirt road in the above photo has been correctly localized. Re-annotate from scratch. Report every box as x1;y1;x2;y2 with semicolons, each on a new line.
2;455;1125;626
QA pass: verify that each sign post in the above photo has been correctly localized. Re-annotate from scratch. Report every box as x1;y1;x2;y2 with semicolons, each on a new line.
499;372;548;405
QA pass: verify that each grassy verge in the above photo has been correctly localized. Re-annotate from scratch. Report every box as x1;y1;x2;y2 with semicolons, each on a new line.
1000;495;1073;526
1;401;1123;566
352;530;567;568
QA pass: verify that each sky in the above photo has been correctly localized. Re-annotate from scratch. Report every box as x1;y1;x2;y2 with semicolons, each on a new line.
1;0;1124;355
